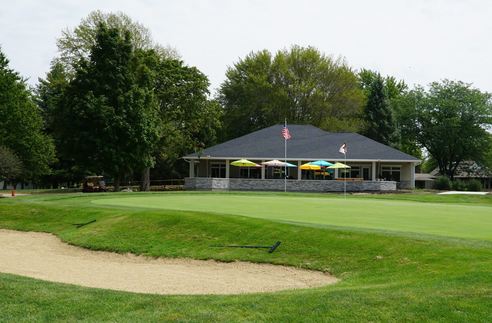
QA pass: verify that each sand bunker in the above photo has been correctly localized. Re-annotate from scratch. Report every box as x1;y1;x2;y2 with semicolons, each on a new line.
0;229;336;295
438;191;488;195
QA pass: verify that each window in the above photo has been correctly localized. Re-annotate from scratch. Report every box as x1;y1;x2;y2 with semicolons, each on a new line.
350;166;361;178
211;162;226;178
240;167;260;178
381;166;400;181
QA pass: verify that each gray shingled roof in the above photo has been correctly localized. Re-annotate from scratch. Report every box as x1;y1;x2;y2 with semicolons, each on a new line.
184;124;420;161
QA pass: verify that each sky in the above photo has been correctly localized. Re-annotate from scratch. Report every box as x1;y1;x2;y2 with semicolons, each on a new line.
1;0;491;95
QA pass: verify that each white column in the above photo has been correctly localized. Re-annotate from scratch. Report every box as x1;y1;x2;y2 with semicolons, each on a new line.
189;160;195;178
261;160;265;179
335;168;339;178
297;160;302;180
371;161;376;181
400;162;415;189
225;159;230;178
410;162;416;189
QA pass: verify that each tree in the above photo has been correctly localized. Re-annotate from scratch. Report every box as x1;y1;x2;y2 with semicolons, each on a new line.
358;69;418;152
401;80;492;179
219;46;365;140
36;62;82;186
40;11;213;189
359;69;407;98
361;73;394;145
480;134;492;172
139;51;222;183
0;146;22;183
51;23;161;190
56;10;178;76
0;48;55;183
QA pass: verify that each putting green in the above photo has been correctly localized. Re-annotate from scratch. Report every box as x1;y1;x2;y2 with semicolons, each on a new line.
93;194;492;241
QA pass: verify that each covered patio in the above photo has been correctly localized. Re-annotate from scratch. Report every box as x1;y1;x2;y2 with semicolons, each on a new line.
185;158;414;192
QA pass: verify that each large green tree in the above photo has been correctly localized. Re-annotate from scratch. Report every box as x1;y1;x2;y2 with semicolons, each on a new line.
40;11;218;189
358;69;420;157
150;56;222;180
56;10;178;76
400;80;492;179
361;73;394;145
0;49;55;184
50;23;161;190
36;62;80;186
219;46;365;140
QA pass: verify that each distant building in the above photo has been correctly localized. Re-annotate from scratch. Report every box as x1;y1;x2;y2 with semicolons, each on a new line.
415;173;436;189
429;161;492;190
183;124;420;192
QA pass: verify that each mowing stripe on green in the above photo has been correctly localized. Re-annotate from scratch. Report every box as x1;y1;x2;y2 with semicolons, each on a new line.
93;194;492;241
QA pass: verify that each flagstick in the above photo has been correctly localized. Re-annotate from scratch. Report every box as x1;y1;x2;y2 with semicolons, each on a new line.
284;121;287;193
344;152;347;199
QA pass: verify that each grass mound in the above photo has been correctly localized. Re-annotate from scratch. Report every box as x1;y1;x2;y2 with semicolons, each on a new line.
0;192;491;321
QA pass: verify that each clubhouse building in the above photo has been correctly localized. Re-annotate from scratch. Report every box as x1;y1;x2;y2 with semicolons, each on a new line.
183;124;420;192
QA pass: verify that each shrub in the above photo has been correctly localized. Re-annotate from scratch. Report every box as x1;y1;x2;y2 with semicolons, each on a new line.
451;180;467;191
433;176;451;190
466;179;482;192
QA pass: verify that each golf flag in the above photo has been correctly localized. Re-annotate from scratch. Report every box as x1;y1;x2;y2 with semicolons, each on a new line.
282;122;291;140
339;143;347;155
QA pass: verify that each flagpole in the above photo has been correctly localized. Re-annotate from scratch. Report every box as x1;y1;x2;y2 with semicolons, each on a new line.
284;119;287;192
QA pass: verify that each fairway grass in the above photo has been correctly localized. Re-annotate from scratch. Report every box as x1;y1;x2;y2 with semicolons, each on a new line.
93;193;492;241
0;192;491;322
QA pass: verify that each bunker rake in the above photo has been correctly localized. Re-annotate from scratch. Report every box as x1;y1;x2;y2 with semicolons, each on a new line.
212;241;281;253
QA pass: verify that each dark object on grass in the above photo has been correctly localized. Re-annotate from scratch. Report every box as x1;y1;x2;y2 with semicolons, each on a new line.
72;219;96;228
212;241;281;253
83;176;107;193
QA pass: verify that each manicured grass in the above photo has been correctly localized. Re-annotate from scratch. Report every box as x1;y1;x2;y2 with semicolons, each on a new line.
369;191;492;205
92;192;492;241
0;192;491;322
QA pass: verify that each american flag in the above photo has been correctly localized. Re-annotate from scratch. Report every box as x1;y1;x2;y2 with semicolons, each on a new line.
282;123;291;140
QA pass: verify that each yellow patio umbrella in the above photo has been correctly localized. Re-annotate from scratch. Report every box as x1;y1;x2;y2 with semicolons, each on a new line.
230;159;260;178
230;159;260;167
327;162;351;169
300;162;321;170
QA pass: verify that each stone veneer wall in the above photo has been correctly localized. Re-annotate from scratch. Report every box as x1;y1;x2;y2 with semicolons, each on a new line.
185;178;396;192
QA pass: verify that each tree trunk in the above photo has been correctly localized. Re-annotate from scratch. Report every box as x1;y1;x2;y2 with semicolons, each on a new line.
140;167;150;192
114;176;121;192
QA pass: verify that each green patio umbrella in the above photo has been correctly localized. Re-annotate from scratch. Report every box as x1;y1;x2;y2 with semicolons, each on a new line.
230;159;260;167
328;162;351;197
327;162;350;169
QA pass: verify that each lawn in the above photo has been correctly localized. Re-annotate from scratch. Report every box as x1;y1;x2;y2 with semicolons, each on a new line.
0;192;491;322
93;192;492;241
